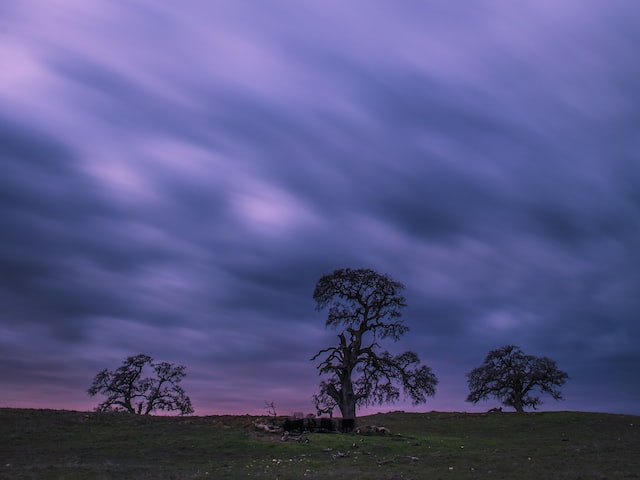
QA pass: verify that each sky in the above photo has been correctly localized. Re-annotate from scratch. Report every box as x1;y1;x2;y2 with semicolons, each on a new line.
1;1;639;417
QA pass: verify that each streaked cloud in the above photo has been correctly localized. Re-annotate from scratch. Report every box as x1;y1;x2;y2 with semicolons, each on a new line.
1;0;639;415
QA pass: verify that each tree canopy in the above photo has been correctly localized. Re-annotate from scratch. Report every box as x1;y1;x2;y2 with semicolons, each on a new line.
466;345;569;412
311;268;438;421
88;353;193;415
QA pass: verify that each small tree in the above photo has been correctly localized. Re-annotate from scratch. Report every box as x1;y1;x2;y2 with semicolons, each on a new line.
466;345;569;412
311;268;438;422
88;354;194;415
264;401;278;417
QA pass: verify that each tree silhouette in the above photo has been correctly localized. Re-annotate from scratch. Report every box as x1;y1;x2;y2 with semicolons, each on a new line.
311;268;438;422
466;345;569;412
88;354;193;415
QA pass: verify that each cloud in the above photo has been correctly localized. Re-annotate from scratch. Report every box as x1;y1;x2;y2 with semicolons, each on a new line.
1;0;639;415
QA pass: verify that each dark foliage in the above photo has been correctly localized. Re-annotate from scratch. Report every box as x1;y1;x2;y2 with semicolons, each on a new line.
282;418;305;433
87;353;193;415
466;345;569;412
311;268;438;421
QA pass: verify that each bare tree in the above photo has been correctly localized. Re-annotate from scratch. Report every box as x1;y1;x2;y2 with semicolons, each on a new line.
466;345;569;412
264;400;278;417
88;354;194;415
311;268;438;422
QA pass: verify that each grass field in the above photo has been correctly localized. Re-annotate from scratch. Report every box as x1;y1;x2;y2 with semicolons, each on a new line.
0;408;638;479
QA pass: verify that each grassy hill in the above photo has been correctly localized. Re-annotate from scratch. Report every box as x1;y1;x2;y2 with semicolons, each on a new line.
0;408;638;479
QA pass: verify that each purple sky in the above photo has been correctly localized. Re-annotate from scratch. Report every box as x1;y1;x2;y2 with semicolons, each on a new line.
1;1;639;416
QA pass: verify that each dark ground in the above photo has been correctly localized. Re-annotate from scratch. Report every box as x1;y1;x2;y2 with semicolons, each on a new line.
1;408;638;479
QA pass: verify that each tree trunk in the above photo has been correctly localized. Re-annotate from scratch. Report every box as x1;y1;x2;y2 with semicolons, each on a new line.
513;396;524;413
338;375;357;423
339;393;357;421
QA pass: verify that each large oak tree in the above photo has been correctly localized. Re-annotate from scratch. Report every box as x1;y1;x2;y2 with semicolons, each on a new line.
311;268;438;422
88;354;194;415
466;345;569;412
